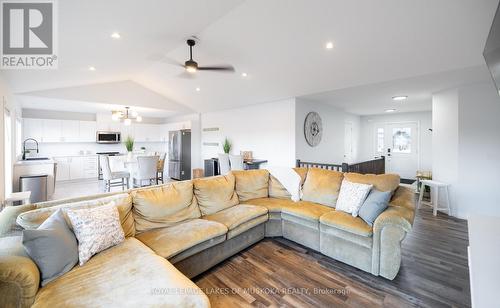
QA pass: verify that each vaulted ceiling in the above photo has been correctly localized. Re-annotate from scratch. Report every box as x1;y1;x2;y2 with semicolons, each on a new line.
2;0;498;116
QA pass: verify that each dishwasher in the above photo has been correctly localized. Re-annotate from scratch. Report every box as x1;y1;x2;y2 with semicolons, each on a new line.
20;174;48;203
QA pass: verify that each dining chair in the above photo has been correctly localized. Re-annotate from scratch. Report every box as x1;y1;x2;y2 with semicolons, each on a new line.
229;155;245;171
100;155;130;192
218;153;231;175
157;152;167;184
133;156;159;188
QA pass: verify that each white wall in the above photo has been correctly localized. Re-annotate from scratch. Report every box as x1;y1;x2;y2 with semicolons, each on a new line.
359;111;433;171
0;75;21;200
432;89;459;214
295;98;360;164
456;83;500;218
201;98;296;167
432;82;500;219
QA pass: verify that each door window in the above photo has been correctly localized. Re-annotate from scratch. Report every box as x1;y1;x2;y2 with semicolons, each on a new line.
376;127;384;153
392;127;411;153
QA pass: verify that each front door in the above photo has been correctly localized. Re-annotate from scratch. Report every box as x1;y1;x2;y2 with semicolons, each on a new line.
374;122;419;179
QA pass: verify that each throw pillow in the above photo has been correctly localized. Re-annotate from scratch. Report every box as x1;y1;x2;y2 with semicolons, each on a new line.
66;203;125;265
22;209;79;286
358;190;391;226
335;180;373;216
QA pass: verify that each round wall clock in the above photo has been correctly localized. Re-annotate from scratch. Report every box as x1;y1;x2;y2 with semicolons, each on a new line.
304;112;322;147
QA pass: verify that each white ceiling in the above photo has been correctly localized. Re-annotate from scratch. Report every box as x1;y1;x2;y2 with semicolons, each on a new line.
1;0;499;116
300;65;493;115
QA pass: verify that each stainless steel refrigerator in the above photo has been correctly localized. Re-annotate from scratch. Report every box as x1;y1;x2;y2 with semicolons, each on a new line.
168;129;191;180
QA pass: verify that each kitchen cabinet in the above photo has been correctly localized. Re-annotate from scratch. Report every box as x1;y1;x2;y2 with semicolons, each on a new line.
54;157;70;181
23;118;43;141
23;118;97;143
42;119;62;142
134;124;162;142
79;121;97;142
54;155;98;181
61;120;80;142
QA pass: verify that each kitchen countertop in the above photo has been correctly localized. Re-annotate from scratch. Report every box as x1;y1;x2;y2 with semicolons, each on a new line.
15;159;56;166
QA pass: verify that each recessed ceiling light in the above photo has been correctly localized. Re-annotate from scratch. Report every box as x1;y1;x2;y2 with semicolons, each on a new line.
325;42;334;49
241;72;248;77
392;96;408;101
385;109;396;113
111;32;121;39
195;87;201;92
88;66;96;71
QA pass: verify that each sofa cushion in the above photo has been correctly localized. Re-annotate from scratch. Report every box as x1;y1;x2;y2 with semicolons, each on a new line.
193;173;239;215
67;204;125;265
135;219;227;259
17;193;135;237
131;181;201;233
22;209;78;286
282;201;334;222
301;168;344;207
335;180;373;216
269;167;308;199
231;169;269;201
203;204;268;239
32;238;210;308
241;197;298;213
344;173;400;194
320;211;373;237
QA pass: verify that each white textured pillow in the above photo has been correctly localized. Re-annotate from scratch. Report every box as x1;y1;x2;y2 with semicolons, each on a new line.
335;180;373;217
66;202;125;265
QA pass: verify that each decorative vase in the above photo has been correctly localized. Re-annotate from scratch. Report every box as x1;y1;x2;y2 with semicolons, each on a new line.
127;151;133;160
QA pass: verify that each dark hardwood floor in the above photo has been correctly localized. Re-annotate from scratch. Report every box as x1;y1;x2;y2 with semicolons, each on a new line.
194;206;470;308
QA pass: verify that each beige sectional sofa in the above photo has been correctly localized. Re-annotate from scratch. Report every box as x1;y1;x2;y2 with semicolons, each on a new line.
0;168;415;307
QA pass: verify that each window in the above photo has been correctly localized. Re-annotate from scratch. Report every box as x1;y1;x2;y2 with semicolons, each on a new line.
392;127;411;153
376;128;384;153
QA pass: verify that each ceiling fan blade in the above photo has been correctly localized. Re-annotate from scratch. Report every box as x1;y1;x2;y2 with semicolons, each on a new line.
161;57;185;67
198;65;235;72
176;71;196;79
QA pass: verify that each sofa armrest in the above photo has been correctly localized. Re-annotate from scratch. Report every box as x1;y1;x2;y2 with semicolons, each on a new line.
0;204;35;237
0;255;40;308
373;206;414;234
371;205;415;280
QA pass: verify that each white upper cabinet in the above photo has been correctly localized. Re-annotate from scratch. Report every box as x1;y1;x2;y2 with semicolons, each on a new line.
134;124;162;142
79;121;97;142
42;119;62;142
61;120;80;142
23;118;43;141
23;118;98;143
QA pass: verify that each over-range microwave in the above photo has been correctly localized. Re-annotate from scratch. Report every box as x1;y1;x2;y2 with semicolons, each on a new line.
96;131;121;144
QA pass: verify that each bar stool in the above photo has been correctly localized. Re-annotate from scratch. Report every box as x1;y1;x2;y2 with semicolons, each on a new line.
418;180;451;216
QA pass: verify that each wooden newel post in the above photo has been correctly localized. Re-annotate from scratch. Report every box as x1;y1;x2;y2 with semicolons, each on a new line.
341;163;349;173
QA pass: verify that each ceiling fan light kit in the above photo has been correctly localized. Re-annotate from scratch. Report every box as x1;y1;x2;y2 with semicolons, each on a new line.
182;39;234;74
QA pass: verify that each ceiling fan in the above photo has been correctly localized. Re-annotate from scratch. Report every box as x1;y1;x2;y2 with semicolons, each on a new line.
170;39;235;76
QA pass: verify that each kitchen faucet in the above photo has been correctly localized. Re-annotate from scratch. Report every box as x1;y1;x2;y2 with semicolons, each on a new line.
22;138;39;160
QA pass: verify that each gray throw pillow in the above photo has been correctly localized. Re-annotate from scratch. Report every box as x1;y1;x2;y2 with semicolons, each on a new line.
358;190;391;226
22;209;78;286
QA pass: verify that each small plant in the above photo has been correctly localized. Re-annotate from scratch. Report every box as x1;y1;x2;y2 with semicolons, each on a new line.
223;138;231;154
124;136;134;152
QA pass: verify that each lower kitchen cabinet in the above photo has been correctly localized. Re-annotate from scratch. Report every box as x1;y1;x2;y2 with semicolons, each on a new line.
54;156;98;181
